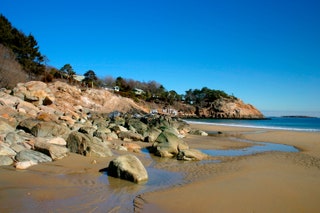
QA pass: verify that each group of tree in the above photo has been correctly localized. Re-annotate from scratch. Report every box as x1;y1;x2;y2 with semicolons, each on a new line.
184;87;237;107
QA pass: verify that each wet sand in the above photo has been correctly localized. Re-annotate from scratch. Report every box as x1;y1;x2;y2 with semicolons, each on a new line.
1;125;320;212
140;124;320;213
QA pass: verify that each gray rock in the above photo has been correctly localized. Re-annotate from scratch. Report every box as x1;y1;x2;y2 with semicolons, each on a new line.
0;120;15;134
0;143;16;156
152;131;189;158
34;139;69;160
0;156;14;166
15;149;52;163
126;118;148;135
177;149;208;161
88;139;113;157
189;129;208;136
31;121;70;139
106;132;119;140
9;143;27;153
66;131;112;157
118;131;144;141
78;126;97;136
108;154;148;183
144;127;162;143
4;131;31;145
110;125;128;134
17;119;39;133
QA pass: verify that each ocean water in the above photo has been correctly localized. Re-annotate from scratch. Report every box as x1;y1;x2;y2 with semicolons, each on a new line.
185;117;320;132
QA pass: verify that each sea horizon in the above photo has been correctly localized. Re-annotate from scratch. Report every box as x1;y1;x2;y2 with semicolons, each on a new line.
261;110;320;118
185;116;320;132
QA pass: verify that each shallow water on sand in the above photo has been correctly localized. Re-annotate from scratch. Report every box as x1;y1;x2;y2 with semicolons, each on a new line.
0;166;183;213
0;137;299;213
202;138;299;157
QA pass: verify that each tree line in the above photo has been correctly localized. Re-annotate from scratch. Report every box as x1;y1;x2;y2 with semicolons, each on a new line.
0;14;237;106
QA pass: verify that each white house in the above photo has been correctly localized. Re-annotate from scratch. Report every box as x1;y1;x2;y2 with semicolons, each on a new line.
133;88;145;95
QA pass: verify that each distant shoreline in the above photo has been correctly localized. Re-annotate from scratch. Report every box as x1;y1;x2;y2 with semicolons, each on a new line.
281;115;318;119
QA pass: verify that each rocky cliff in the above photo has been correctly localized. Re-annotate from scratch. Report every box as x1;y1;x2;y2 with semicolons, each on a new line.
193;98;264;119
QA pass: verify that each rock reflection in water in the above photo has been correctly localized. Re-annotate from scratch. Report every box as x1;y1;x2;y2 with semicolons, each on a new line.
97;167;183;212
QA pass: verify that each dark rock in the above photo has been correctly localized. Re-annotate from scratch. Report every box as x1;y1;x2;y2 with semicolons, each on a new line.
66;131;112;157
126;118;149;135
17;119;39;134
15;149;52;163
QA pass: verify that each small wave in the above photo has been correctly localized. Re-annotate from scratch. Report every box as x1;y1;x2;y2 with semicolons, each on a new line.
185;120;320;132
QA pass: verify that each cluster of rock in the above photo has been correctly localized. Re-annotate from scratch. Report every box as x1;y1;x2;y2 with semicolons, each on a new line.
193;97;264;119
0;81;208;182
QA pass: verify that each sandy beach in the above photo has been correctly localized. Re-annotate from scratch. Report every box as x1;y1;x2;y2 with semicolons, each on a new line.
1;124;320;212
140;124;320;213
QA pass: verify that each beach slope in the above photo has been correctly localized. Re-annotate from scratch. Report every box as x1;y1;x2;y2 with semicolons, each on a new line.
140;124;320;213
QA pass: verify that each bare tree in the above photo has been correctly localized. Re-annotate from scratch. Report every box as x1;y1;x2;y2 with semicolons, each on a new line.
0;44;28;89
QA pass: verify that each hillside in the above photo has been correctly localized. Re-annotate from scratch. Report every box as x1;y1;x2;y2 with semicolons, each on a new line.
0;81;264;120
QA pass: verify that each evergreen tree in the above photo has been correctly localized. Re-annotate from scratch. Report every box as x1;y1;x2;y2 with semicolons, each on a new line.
60;64;75;82
0;14;45;76
83;70;98;87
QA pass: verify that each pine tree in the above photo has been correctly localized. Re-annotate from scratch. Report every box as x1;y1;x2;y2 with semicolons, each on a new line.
0;14;45;76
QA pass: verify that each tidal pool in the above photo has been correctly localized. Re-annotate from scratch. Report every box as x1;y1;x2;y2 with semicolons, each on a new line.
202;138;299;157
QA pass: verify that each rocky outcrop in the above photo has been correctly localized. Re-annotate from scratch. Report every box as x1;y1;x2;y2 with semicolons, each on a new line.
194;98;264;119
0;81;210;170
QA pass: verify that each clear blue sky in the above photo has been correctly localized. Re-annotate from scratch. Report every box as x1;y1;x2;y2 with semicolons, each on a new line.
1;0;320;115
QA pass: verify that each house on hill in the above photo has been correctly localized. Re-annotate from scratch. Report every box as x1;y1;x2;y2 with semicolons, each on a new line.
133;88;145;95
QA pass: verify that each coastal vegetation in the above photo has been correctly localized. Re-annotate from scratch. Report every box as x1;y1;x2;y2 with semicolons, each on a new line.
0;14;263;119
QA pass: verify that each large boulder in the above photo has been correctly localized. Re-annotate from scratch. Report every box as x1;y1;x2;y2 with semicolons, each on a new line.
66;131;112;157
34;139;69;160
31;121;70;139
126;118;149;135
108;154;148;183
152;131;189;158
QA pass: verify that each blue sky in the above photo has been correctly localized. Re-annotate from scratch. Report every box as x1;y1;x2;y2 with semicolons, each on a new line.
1;0;320;115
